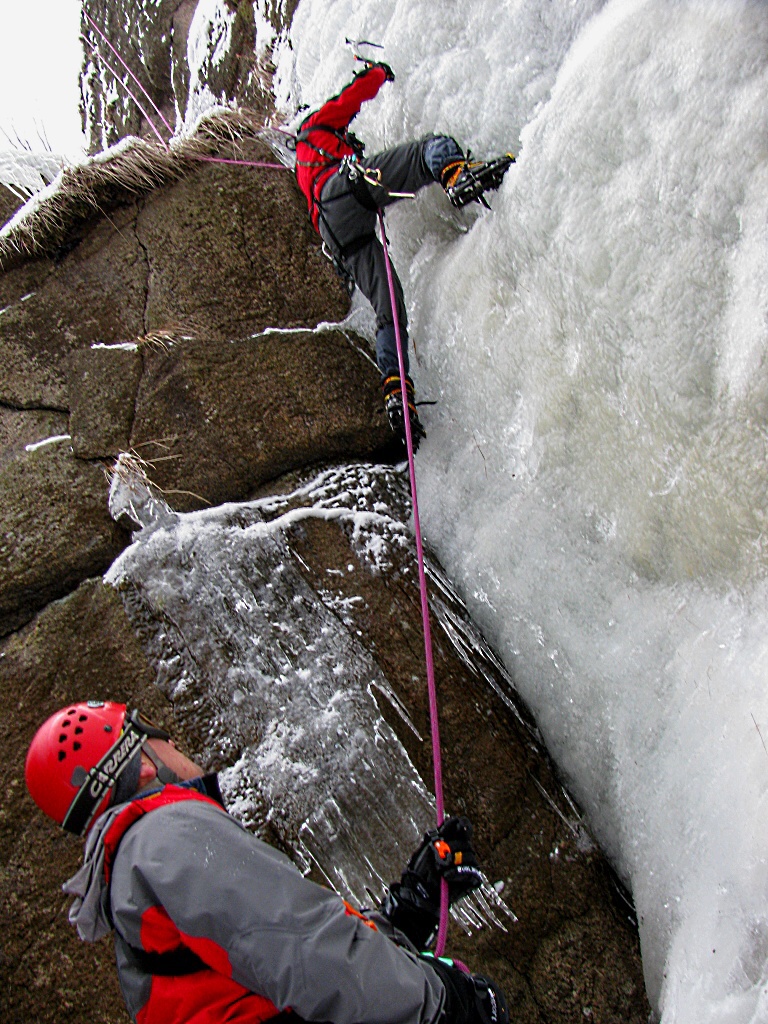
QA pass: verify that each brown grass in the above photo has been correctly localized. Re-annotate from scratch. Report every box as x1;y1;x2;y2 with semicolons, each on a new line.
0;108;281;267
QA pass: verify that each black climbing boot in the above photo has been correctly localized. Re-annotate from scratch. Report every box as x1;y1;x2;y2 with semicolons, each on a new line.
441;154;515;209
382;374;426;451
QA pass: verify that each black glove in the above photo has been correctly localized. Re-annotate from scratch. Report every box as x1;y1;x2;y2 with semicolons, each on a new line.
404;816;484;906
374;61;395;81
380;880;438;948
380;817;483;948
421;955;509;1024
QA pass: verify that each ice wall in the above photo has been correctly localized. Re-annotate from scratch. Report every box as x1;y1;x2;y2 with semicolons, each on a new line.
281;1;768;1021
106;457;512;936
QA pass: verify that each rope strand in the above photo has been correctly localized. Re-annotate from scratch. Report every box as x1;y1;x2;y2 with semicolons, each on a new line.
377;209;450;955
84;11;175;138
83;37;170;150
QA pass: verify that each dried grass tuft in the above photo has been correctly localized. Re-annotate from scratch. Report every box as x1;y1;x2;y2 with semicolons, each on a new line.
136;325;201;352
107;445;211;513
0;108;279;268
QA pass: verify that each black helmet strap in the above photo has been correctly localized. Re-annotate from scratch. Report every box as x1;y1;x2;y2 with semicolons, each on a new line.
61;710;179;836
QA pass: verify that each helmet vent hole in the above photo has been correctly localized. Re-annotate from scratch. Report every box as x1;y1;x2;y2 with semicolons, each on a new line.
78;714;87;722
58;751;66;762
62;720;71;728
73;741;82;751
58;734;67;743
74;726;83;735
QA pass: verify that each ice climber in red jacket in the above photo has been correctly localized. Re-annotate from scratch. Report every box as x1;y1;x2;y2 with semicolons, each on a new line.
25;700;510;1024
294;62;513;451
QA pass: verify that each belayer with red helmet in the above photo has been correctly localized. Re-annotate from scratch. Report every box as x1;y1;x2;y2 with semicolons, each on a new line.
294;61;514;451
25;700;510;1024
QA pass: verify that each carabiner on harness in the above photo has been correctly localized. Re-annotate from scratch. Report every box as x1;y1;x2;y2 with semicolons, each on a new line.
339;155;416;200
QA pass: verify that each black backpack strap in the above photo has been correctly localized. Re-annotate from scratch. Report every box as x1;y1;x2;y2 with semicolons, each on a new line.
125;942;209;976
297;123;365;156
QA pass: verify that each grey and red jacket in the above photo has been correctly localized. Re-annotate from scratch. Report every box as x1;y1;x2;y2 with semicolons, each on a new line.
63;778;445;1024
295;64;389;231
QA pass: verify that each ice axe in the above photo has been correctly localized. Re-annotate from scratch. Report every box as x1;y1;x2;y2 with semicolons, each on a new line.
344;36;386;68
344;36;384;50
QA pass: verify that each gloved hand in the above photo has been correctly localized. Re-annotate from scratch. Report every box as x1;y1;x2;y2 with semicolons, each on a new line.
421;955;509;1024
403;816;484;907
373;61;395;81
380;817;483;948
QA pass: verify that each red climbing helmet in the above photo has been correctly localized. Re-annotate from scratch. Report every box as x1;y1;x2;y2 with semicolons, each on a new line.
25;701;128;833
25;701;139;835
26;701;176;835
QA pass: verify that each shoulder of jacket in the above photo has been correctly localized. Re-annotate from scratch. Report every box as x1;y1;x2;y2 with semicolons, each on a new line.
104;786;229;879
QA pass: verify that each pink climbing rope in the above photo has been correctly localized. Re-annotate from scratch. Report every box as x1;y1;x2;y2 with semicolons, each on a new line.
82;39;170;150
84;11;175;138
187;153;287;171
377;209;451;956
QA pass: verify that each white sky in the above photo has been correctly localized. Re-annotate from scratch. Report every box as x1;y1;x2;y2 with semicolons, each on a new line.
0;0;85;156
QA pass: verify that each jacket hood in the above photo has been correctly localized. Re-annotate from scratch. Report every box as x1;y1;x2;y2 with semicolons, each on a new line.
62;800;126;942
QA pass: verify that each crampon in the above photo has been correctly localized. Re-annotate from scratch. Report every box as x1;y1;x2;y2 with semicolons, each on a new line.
445;153;515;209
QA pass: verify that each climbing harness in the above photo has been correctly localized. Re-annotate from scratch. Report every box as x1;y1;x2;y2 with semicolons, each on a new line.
297;129;415;289
294;123;375;271
377;206;450;955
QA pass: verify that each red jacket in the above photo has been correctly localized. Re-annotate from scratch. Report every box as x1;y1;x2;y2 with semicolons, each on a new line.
104;785;283;1024
295;65;389;230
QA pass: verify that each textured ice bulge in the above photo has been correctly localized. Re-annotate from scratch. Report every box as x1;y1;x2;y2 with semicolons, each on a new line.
106;457;512;936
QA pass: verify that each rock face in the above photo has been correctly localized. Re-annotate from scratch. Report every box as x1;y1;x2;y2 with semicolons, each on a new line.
0;440;129;636
0;126;390;635
67;346;144;458
80;0;284;152
0;4;652;1024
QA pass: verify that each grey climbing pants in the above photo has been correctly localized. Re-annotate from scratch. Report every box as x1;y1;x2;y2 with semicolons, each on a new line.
318;135;461;379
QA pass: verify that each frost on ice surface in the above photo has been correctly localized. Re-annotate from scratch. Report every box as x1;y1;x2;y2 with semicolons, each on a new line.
251;462;414;574
105;458;512;931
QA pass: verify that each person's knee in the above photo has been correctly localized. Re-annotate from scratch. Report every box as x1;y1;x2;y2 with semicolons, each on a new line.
422;134;464;181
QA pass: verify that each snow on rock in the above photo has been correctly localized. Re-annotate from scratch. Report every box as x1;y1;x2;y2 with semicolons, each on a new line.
105;456;512;933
